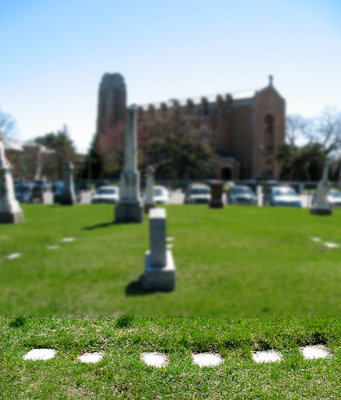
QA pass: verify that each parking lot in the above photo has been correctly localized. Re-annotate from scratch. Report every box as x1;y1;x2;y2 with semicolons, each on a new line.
42;189;314;208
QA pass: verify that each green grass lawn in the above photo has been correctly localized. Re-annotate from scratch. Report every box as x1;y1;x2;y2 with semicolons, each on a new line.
0;204;340;316
1;316;340;399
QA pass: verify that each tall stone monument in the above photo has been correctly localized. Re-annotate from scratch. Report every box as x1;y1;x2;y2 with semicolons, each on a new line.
310;160;332;215
0;133;24;223
144;166;156;213
115;107;144;222
209;180;224;208
142;208;175;291
60;162;76;205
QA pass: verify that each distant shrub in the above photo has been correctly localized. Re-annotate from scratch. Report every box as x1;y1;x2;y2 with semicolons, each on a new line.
9;317;26;328
116;315;134;328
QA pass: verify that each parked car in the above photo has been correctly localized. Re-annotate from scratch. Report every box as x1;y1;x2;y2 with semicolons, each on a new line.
33;180;51;192
53;181;64;203
30;184;44;203
53;182;80;203
327;190;341;208
263;186;302;207
91;186;119;204
227;185;257;205
14;183;34;203
152;186;170;204
184;183;211;204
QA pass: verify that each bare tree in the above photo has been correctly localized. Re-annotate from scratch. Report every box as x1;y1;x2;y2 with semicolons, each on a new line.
306;108;341;156
285;114;310;146
0;109;17;140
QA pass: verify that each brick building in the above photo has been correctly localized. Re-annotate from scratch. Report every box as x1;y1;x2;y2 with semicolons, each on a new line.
95;73;285;179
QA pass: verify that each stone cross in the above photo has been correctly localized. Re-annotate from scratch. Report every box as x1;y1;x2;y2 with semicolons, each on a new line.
310;159;332;215
123;107;137;172
144;165;155;213
60;162;76;205
115;106;144;222
0;134;24;223
322;159;330;182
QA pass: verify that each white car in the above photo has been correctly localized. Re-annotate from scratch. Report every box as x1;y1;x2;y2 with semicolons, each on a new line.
91;186;119;204
327;190;341;208
153;186;170;204
184;183;211;204
264;186;302;207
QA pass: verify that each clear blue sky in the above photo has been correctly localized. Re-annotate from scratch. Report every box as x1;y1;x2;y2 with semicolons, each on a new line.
1;0;341;152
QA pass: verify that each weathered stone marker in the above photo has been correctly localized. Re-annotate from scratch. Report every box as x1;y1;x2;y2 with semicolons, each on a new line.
0;133;24;223
60;162;76;205
142;208;175;290
209;180;224;208
144;165;156;213
115;107;144;222
310;161;332;215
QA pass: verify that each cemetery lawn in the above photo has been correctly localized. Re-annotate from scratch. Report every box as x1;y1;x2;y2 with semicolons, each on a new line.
1;316;341;399
0;204;341;316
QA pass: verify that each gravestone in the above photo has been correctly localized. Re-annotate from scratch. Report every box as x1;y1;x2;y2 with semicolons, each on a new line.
0;133;24;223
209;180;224;208
310;161;332;215
115;107;144;222
144;166;155;213
142;208;175;290
60;162;76;205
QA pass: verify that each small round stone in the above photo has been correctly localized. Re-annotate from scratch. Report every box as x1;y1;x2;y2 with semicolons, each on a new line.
192;353;223;367
23;348;56;361
252;350;283;363
300;345;331;360
6;253;21;260
78;352;103;364
140;352;168;368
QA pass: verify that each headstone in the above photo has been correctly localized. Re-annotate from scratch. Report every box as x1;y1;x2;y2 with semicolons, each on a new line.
209;180;224;208
60;162;76;205
257;185;263;206
144;166;156;213
115;107;144;222
310;161;332;215
0;133;24;223
142;208;175;290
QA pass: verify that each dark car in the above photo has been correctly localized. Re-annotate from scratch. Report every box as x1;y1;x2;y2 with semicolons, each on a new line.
14;183;34;203
30;184;44;203
53;181;80;203
227;185;257;205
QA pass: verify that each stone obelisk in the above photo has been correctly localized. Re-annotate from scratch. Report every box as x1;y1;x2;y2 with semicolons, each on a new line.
115;106;144;223
60;162;76;205
144;165;156;213
310;160;332;215
0;133;24;223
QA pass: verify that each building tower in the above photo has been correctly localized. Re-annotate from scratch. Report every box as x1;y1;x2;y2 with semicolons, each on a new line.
96;73;127;156
97;73;126;135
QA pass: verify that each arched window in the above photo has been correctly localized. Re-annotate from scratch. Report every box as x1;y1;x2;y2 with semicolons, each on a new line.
262;115;275;177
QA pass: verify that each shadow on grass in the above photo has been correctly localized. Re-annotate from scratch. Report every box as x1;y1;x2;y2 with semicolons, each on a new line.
84;220;143;230
126;276;163;296
83;222;114;230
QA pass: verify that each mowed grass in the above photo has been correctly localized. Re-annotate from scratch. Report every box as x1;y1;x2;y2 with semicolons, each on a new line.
1;316;340;399
0;204;340;316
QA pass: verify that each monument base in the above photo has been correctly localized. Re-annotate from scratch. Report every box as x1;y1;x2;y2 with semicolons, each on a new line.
115;201;144;223
142;250;175;291
60;194;76;205
209;200;224;208
0;210;24;223
144;203;156;213
310;206;332;215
